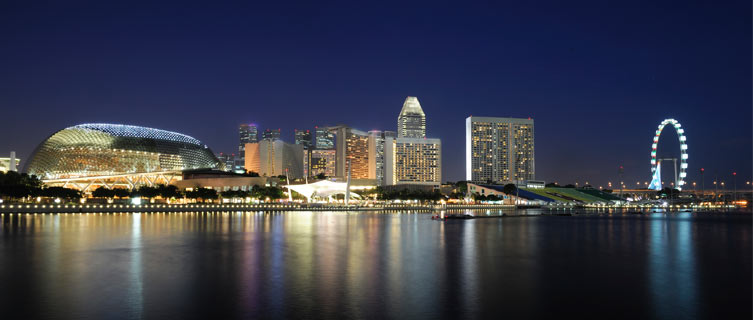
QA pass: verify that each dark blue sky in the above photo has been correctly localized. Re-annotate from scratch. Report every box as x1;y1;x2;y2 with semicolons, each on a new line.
1;0;750;187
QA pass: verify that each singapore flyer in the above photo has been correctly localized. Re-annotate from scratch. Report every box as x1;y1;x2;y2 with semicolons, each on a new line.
648;118;688;190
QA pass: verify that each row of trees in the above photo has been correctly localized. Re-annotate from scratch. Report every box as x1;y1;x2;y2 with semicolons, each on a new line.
90;184;287;202
0;171;82;201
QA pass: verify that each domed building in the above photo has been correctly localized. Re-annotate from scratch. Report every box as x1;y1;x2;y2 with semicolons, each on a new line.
25;123;223;190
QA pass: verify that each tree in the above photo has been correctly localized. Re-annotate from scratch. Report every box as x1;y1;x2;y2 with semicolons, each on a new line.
563;184;576;188
503;184;517;195
156;184;181;199
315;173;326;180
92;188;115;198
245;170;260;177
545;182;560;188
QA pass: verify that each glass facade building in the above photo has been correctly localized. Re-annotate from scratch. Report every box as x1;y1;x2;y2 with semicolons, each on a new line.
25;123;222;180
314;126;335;149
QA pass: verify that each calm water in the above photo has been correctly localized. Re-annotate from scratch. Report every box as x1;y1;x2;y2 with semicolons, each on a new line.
0;210;750;320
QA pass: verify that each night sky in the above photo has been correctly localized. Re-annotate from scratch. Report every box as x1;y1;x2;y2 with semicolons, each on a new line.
1;1;750;187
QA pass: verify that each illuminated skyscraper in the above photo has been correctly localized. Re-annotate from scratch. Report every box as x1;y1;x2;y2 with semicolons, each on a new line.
384;137;441;186
309;149;336;177
368;130;386;185
332;126;370;179
465;116;535;183
314;126;335;149
238;124;258;172
262;128;281;140
397;96;426;138
294;129;312;149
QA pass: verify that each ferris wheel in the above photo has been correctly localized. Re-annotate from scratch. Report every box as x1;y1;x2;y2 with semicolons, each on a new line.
648;119;688;190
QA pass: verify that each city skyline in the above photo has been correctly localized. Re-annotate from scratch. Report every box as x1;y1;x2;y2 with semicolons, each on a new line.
0;1;750;187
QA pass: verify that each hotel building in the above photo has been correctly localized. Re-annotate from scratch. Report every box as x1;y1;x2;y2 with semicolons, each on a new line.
384;137;441;186
465;116;535;183
332;126;370;179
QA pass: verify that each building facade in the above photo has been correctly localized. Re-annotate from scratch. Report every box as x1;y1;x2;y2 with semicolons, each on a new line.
294;129;312;149
216;153;236;172
309;149;336;177
314;126;335;149
384;137;441;186
262;128;281;140
238;124;258;172
244;139;304;179
397;96;426;138
465;116;535;183
332;126;370;179
24;123;222;191
0;151;19;173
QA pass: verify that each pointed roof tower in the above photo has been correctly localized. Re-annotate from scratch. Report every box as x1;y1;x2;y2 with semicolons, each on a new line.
397;96;426;138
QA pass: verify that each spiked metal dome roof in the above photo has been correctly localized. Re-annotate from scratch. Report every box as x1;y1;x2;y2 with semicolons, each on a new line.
25;123;223;179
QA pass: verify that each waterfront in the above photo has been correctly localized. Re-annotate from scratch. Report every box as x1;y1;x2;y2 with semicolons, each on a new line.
0;210;750;319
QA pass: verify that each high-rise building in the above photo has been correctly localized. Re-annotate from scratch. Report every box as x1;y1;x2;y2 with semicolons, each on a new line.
245;139;304;179
262;128;281;140
314;126;335;149
397;96;426;138
465;116;535;183
384;137;441;186
216;153;236;172
332;126;370;179
309;149;336;177
368;130;386;185
238;124;258;172
294;129;312;149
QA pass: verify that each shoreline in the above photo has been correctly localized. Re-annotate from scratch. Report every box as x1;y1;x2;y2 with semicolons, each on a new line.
0;203;747;214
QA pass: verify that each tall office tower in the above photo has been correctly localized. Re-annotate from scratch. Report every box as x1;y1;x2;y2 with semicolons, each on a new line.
262;128;281;140
368;130;386;185
384;137;442;186
332;126;370;179
294;129;312;149
238;124;258;171
397;96;426;138
245;140;304;179
465;116;535;183
309;149;336;177
314;126;335;149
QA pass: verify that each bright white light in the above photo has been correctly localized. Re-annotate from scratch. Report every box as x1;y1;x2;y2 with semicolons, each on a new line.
681;144;687;150
681;163;688;169
680;136;686;141
680;172;687;178
131;197;142;205
682;154;688;159
677;129;684;134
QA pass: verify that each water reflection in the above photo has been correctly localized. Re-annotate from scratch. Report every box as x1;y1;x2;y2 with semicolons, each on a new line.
0;211;750;319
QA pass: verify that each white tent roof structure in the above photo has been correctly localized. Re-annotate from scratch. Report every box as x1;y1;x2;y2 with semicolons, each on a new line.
285;180;362;201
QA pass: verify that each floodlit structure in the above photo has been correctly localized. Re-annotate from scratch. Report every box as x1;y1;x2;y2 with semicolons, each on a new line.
648;118;688;190
245;139;304;179
285;180;363;202
237;123;258;172
25;123;223;190
309;149;336;177
384;137;441;186
397;96;426;138
0;151;20;173
332;126;370;179
466;116;535;183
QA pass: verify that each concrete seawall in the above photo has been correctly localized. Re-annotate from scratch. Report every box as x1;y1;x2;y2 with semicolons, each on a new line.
0;203;516;214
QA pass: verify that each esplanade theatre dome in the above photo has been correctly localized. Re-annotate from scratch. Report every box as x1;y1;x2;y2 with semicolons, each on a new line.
25;123;223;180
